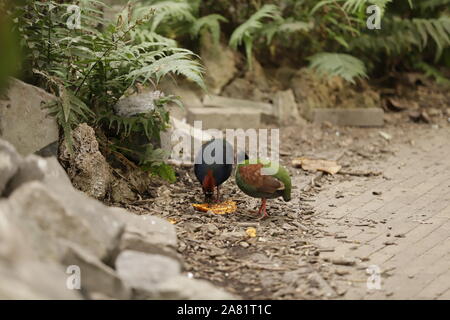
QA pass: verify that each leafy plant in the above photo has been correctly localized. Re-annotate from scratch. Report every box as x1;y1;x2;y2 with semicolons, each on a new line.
10;0;206;181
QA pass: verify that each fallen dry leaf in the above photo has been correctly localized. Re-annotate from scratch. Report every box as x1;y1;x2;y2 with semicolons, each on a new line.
192;200;237;215
292;157;342;175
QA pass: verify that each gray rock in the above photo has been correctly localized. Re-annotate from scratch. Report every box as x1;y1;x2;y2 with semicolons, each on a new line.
0;261;82;300
0;206;81;299
114;91;165;117
155;276;237;300
35;141;58;158
59;123;112;200
7;180;124;262
4;155;71;196
0;78;58;156
61;242;130;299
200;32;238;95
115;251;181;299
0;139;20;196
111;208;179;260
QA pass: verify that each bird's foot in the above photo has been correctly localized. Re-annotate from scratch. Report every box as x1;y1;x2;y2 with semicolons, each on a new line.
258;213;269;220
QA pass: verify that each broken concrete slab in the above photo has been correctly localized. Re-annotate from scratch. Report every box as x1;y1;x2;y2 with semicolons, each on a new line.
0;78;58;156
305;108;384;127
187;107;261;130
273;89;302;125
160;117;213;165
203;95;273;116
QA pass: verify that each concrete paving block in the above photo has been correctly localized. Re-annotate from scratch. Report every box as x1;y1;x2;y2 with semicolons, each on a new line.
306;108;384;127
203;95;273;116
187;107;261;129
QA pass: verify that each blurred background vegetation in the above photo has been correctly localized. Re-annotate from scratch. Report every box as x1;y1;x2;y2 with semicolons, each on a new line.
1;0;450;181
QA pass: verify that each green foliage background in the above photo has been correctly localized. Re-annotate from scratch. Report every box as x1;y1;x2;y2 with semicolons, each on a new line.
133;0;450;83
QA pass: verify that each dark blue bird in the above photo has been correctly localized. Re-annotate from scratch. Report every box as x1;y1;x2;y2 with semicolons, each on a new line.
194;139;234;202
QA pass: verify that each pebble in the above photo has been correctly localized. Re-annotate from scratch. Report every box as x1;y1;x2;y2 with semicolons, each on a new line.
240;241;250;248
331;258;356;266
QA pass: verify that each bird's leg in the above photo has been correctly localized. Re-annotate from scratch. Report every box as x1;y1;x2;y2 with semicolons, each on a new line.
258;198;268;219
215;186;221;203
257;201;263;216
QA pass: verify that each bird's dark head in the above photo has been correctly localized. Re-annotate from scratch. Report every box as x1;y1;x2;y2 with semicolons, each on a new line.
236;151;249;164
202;169;216;202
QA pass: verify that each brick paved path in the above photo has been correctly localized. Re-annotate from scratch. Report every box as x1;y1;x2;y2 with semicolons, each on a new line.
311;127;450;299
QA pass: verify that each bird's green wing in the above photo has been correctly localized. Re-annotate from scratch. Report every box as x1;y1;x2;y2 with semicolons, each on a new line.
237;160;292;201
270;163;292;202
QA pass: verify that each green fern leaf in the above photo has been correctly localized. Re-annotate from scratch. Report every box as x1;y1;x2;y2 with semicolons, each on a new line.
308;52;368;84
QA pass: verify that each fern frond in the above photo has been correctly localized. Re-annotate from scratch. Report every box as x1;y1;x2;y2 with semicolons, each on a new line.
264;19;313;44
308;52;368;84
128;47;205;90
415;61;450;85
191;14;228;45
136;1;195;32
229;4;280;68
229;4;280;49
130;29;178;47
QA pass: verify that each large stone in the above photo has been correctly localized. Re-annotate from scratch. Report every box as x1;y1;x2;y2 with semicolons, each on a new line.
0;78;58;155
0;205;81;299
156;276;236;300
111;208;179;260
305;108;384;127
0;139;20;196
115;251;181;299
6;180;124;263
200;32;238;95
59;123;112;200
273;89;302;125
187;107;261;130
4;155;71;196
61;242;130;299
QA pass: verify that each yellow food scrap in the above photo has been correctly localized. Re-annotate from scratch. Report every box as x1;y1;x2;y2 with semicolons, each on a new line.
167;218;177;224
192;200;237;215
246;227;257;238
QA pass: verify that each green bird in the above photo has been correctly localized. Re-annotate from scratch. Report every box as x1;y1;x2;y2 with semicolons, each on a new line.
235;159;292;218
